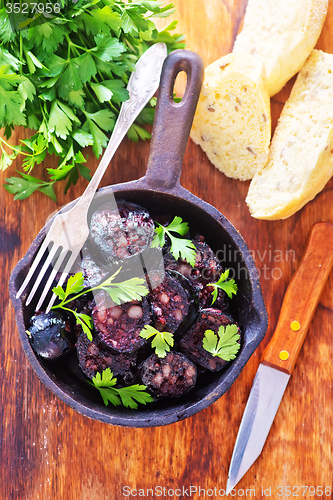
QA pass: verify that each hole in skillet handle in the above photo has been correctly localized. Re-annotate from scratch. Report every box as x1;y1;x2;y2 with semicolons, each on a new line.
145;49;204;191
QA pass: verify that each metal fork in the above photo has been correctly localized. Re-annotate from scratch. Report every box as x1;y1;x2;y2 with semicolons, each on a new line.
16;42;167;313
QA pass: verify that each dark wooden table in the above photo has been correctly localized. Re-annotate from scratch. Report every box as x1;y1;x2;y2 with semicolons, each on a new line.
1;1;333;498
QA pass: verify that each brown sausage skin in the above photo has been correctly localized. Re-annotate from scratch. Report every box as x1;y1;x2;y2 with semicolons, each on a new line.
76;332;138;383
147;273;190;334
165;239;229;310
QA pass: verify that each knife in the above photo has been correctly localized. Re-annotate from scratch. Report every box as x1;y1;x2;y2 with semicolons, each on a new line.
226;222;333;494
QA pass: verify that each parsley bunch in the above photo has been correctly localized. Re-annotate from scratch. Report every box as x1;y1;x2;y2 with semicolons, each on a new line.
0;0;185;200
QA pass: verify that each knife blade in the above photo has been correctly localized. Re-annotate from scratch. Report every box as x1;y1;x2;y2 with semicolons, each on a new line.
226;222;333;494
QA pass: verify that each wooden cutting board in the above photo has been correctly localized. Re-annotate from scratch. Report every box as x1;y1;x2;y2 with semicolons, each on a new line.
1;1;333;498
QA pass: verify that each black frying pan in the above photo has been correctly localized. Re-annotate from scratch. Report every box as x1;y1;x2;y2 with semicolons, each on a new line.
9;50;268;427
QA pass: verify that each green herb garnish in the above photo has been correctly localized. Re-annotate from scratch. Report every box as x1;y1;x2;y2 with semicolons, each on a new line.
139;324;174;358
202;324;241;361
52;269;149;340
91;368;153;409
151;216;197;266
207;269;238;304
0;1;185;200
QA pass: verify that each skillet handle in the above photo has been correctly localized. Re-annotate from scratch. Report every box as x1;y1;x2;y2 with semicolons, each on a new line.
144;49;204;190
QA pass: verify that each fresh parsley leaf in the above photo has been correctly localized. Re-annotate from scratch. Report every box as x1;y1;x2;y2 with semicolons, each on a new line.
0;149;16;171
65;273;85;297
73;311;94;341
52;272;85;304
92;35;126;62
4;172;56;201
0;86;25;127
85;109;115;132
48;100;76;140
139;325;174;358
73;52;97;84
100;276;149;304
91;368;153;408
127;123;151;142
165;215;189;235
0;0;185;199
102;79;129;104
90;82;113;103
116;384;154;409
202;325;241;361
151;216;197;267
168;235;196;265
207;269;238;304
51;270;149;339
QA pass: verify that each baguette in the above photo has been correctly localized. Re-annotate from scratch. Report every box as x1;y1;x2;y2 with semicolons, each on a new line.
246;50;333;220
233;0;328;96
190;53;271;181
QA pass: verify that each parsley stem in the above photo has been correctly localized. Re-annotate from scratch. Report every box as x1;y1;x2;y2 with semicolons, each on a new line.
19;34;23;75
83;84;100;109
0;137;33;157
65;34;86;55
52;268;122;310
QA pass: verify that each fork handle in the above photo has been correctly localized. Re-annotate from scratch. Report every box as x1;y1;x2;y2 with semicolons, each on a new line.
76;43;167;211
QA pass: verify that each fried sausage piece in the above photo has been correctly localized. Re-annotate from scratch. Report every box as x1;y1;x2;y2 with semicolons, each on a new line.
76;332;137;382
165;239;228;310
92;291;151;353
28;310;74;359
148;273;190;334
89;200;155;264
140;352;197;398
179;308;241;372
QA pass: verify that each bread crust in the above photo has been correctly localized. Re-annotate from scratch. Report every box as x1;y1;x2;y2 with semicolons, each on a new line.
246;50;333;220
233;0;328;96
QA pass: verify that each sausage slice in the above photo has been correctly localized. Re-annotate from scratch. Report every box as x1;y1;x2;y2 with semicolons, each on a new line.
92;291;151;353
140;352;197;398
76;332;137;382
89;200;154;264
179;308;241;371
165;239;228;310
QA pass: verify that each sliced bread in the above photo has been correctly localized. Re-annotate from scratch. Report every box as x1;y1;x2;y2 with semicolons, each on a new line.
246;50;333;220
190;52;271;181
233;0;328;97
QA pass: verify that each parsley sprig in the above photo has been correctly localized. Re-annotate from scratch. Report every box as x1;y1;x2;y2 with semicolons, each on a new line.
91;368;153;409
202;325;241;361
139;325;174;358
0;1;185;200
52;269;148;340
208;269;238;305
151;216;197;266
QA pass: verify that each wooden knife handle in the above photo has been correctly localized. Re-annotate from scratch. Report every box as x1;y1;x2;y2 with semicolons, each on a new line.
261;222;333;375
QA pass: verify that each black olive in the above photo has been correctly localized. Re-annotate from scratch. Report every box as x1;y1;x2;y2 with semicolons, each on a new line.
27;310;74;360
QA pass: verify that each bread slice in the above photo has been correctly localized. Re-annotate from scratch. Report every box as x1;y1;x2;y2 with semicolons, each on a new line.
233;0;328;97
246;50;333;220
190;53;271;181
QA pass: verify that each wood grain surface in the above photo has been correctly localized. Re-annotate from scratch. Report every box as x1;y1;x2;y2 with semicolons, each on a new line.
1;1;333;499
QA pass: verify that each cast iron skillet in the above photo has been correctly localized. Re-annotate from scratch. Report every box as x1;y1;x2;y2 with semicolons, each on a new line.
9;50;268;427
